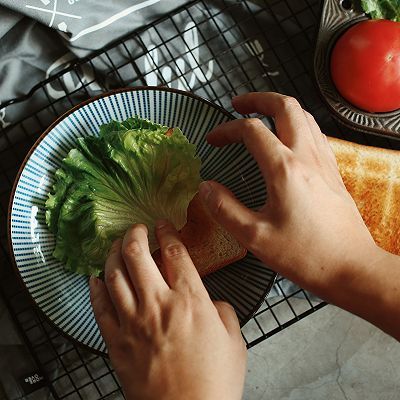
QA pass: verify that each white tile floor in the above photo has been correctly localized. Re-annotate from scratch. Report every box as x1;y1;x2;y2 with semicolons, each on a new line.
243;303;400;400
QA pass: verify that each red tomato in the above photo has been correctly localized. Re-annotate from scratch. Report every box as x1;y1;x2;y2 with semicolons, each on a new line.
330;19;400;113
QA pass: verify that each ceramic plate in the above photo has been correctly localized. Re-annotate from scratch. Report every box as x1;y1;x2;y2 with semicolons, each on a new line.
8;87;276;354
314;0;400;138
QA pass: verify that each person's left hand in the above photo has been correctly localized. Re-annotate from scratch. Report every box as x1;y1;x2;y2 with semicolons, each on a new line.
89;220;247;400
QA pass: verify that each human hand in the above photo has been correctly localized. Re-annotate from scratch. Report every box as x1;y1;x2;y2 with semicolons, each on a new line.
199;92;380;296
89;221;246;400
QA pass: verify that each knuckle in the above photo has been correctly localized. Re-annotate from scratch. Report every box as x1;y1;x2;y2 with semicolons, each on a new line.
163;242;187;259
122;240;144;259
104;269;121;287
95;306;109;325
212;191;225;217
245;221;266;251
279;95;301;111
284;152;298;168
207;189;233;221
110;337;133;359
304;110;315;122
274;152;298;177
134;308;161;341
243;118;265;133
175;294;195;315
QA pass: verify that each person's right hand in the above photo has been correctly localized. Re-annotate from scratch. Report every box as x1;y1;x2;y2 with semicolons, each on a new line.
200;92;383;296
200;92;400;340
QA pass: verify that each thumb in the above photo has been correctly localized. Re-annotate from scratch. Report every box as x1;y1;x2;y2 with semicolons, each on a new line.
198;180;260;248
213;300;242;338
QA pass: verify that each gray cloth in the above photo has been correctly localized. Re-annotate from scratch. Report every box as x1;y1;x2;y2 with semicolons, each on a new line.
0;0;287;125
0;0;188;104
1;0;180;49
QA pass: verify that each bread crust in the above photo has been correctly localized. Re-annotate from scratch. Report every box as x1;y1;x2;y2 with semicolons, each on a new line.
328;137;400;255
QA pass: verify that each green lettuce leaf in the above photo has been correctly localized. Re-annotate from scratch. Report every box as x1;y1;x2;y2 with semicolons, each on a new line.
360;0;400;21
46;116;201;276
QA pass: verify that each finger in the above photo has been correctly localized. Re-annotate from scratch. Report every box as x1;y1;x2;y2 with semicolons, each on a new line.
199;180;268;251
90;275;119;344
155;219;207;294
326;136;347;187
325;135;340;169
232;92;313;151
322;133;341;175
304;111;324;149
122;224;169;302
302;111;326;166
104;240;138;322
213;301;242;338
303;112;342;180
206;118;291;182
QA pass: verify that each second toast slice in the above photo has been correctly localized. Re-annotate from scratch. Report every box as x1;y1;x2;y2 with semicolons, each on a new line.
153;193;247;277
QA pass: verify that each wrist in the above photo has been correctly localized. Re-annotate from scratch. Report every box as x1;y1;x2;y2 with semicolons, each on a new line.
301;243;400;339
281;239;382;303
318;241;383;299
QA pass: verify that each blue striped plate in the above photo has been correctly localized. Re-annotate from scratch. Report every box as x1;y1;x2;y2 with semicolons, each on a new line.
9;87;276;354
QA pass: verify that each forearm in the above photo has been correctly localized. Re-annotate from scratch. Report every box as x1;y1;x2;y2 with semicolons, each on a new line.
333;248;400;340
288;245;400;341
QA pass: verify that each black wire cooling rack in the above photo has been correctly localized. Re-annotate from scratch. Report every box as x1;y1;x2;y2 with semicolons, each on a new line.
2;0;400;399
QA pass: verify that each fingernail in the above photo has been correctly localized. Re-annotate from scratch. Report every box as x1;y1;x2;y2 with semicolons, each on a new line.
156;219;169;229
199;181;212;202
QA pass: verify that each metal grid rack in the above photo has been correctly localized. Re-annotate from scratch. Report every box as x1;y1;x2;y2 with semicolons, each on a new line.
2;0;399;398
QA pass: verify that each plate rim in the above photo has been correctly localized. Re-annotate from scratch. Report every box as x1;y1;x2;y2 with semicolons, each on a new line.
7;86;277;356
314;0;400;137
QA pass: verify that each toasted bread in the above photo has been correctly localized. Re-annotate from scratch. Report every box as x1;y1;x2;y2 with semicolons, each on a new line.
153;194;247;277
328;137;400;255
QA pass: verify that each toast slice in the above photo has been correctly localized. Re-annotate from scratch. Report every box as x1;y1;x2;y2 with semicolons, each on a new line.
328;137;400;255
153;193;247;277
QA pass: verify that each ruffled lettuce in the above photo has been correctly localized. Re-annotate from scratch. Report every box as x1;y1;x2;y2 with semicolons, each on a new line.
46;117;201;276
360;0;400;21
